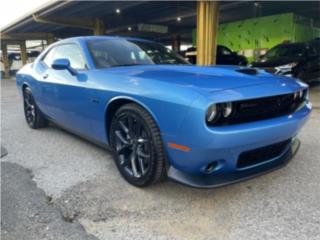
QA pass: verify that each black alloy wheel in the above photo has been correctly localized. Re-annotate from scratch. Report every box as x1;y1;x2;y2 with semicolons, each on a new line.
23;87;48;129
110;103;166;187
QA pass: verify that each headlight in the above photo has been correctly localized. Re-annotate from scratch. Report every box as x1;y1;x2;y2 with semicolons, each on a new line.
206;102;233;124
223;102;233;117
275;62;298;75
294;89;308;102
299;89;303;98
305;89;310;101
206;104;218;122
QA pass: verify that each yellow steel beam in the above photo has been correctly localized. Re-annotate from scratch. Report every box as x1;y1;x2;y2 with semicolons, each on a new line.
1;43;10;79
196;1;219;66
32;15;105;35
2;32;54;41
32;14;94;29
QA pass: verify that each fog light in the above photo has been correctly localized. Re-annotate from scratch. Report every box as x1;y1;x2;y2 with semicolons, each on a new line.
204;161;218;174
223;102;233;117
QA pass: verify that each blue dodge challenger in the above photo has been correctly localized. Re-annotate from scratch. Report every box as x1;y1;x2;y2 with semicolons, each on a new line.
16;36;312;188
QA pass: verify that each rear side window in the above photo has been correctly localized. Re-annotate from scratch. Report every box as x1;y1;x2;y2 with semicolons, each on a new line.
43;48;57;67
43;44;86;70
218;46;232;56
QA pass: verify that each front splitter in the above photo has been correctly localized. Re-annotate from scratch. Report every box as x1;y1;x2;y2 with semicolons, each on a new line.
167;138;300;188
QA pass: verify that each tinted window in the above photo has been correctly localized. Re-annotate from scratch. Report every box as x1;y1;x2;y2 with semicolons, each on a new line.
264;44;306;59
218;46;232;56
310;40;320;54
43;44;86;69
87;39;188;68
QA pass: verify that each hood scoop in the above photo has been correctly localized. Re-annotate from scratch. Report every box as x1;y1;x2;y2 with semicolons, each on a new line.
236;68;258;75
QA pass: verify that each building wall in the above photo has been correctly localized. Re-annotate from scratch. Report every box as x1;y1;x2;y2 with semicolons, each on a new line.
192;13;320;62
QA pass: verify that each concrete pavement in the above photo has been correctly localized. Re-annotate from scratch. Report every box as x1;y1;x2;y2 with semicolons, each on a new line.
1;78;320;240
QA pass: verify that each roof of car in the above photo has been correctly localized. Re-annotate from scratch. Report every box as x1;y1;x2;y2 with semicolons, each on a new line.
278;42;309;48
59;36;155;44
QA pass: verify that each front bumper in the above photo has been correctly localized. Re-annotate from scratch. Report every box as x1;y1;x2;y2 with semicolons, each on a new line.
168;138;300;188
164;96;311;188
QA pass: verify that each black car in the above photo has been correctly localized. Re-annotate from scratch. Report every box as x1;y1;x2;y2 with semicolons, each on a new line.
185;45;248;66
252;40;320;83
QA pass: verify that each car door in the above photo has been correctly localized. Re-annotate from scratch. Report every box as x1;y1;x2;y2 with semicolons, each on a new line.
38;43;94;136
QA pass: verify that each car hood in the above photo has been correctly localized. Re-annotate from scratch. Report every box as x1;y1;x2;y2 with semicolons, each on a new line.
98;64;297;94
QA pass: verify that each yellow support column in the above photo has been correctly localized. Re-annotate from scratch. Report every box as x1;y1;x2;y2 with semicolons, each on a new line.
20;41;28;65
93;18;105;35
47;36;55;45
196;1;219;66
1;43;10;79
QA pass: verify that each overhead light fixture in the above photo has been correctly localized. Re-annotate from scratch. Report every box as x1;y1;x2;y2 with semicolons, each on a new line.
254;2;259;7
128;26;132;31
116;8;121;14
177;17;181;22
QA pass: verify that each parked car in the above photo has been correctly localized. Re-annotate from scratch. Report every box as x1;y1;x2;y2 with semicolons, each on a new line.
5;51;41;76
16;36;311;188
252;41;320;83
185;45;248;66
8;52;23;75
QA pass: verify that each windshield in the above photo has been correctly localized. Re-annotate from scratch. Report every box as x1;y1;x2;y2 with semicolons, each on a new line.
88;39;189;68
264;44;306;59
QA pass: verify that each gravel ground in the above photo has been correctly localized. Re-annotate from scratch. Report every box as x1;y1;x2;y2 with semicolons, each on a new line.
1;78;320;240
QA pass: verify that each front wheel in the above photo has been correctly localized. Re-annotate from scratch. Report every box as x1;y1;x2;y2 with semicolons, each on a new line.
109;103;166;187
23;87;48;129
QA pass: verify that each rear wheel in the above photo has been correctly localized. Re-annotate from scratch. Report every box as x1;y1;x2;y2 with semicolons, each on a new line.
23;87;48;129
109;103;166;187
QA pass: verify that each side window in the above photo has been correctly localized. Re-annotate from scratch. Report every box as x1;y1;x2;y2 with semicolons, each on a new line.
57;45;86;69
220;46;232;56
43;48;57;67
42;44;86;70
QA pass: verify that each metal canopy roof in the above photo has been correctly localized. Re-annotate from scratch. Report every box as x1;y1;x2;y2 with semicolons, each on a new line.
2;1;320;44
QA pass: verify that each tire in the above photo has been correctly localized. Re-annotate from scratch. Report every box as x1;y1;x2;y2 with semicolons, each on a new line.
23;87;48;129
109;103;166;187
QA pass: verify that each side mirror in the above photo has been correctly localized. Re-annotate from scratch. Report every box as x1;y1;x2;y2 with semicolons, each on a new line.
51;58;77;75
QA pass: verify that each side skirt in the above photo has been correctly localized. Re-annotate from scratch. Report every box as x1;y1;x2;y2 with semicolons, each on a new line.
47;118;111;152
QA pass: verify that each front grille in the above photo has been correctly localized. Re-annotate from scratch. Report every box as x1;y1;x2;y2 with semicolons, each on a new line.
213;90;307;126
237;139;291;169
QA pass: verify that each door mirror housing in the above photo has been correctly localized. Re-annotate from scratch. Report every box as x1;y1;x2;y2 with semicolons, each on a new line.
51;58;70;70
51;58;77;75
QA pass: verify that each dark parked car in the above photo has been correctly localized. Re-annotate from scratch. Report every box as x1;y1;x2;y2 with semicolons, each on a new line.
185;45;248;66
252;40;320;83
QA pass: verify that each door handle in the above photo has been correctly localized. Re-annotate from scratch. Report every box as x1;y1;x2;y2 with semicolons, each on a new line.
43;74;49;79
